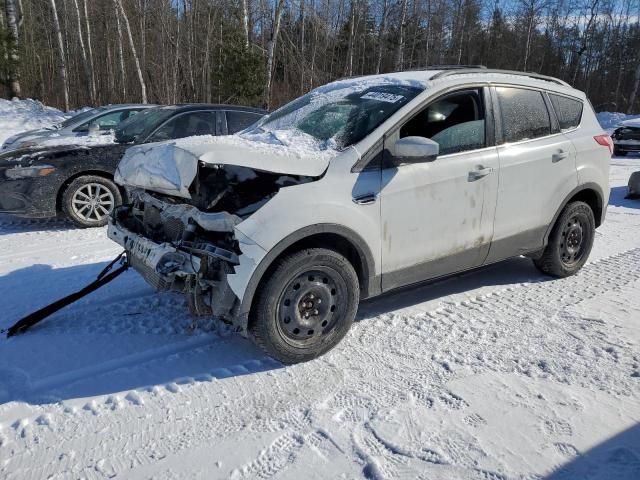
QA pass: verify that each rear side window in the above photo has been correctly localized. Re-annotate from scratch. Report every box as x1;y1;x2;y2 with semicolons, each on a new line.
549;94;583;130
496;87;551;143
148;111;216;142
226;111;262;134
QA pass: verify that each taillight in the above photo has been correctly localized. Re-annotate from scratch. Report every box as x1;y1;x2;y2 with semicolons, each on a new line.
594;134;613;154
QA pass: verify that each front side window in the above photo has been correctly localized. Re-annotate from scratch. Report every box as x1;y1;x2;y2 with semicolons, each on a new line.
115;107;176;143
549;93;583;130
148;111;216;142
252;82;424;149
400;89;486;156
496;87;551;143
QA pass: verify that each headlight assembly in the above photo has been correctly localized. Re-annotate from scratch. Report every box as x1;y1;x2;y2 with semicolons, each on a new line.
5;165;56;180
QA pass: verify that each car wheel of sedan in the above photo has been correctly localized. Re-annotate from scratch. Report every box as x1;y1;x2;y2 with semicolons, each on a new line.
62;175;122;228
533;201;595;278
250;248;359;364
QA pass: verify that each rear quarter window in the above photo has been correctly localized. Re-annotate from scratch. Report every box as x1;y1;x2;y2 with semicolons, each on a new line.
496;87;551;143
549;93;583;130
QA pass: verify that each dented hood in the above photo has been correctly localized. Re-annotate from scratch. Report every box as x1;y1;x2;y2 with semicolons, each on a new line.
115;133;334;199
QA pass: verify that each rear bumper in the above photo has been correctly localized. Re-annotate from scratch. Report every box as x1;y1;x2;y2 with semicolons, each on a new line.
613;139;640;152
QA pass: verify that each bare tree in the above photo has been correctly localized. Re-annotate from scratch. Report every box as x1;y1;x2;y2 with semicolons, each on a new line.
4;0;22;97
395;0;408;71
83;0;96;103
263;0;285;109
114;1;127;100
113;0;147;103
49;0;69;111
72;0;93;103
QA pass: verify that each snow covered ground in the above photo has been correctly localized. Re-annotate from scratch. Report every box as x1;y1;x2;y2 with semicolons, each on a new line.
0;105;639;479
0;98;69;145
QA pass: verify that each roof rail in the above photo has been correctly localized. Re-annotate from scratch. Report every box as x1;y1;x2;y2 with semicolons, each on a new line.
430;68;570;87
423;65;487;70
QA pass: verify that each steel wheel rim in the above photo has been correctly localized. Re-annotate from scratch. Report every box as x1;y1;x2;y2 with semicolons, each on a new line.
276;267;345;347
71;183;114;222
560;214;587;266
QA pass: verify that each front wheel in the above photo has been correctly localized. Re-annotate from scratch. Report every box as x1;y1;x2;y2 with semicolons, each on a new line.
533;201;595;278
249;248;359;364
62;175;122;228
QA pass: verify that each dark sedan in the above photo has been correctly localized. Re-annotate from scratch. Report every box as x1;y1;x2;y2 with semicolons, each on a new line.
0;104;266;227
612;120;640;156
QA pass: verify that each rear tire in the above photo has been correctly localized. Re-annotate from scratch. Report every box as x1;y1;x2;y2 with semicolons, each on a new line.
62;175;122;228
249;248;359;364
533;201;595;278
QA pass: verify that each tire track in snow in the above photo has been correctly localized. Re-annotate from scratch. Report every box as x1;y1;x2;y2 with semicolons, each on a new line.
2;248;640;479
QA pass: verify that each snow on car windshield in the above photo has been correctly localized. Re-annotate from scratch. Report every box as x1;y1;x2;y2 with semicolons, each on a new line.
251;79;424;149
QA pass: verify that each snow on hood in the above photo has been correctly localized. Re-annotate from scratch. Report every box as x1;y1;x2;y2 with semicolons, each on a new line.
115;131;338;199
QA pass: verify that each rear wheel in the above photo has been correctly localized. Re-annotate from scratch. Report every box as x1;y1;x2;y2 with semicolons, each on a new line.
249;248;359;364
62;175;122;228
533;201;595;278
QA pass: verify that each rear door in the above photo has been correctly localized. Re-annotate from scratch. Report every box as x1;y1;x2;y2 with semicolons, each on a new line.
486;86;577;263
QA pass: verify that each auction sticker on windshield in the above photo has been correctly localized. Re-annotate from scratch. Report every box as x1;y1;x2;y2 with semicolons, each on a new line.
360;92;405;103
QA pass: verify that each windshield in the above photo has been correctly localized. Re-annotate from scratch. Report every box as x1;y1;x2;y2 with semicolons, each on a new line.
253;82;423;149
57;108;102;129
114;107;176;143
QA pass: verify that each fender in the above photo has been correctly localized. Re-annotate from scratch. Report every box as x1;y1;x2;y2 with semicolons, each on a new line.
543;182;605;246
235;223;379;333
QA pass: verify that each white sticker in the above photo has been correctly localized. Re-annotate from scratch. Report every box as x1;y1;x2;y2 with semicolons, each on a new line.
360;92;405;103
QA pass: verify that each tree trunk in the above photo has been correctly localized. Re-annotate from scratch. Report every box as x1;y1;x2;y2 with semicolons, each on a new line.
49;0;69;111
628;62;640;114
376;0;388;74
263;0;285;110
299;0;305;93
114;0;148;103
83;0;96;103
395;0;408;71
72;0;93;103
241;0;250;48
5;0;22;98
114;1;127;100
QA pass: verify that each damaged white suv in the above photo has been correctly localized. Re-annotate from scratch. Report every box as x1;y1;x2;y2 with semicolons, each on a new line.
109;67;611;363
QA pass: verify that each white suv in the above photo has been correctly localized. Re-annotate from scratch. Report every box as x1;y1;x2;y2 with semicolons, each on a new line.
108;67;612;363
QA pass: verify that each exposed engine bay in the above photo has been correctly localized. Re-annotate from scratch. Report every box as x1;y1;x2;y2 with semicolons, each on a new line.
109;161;317;322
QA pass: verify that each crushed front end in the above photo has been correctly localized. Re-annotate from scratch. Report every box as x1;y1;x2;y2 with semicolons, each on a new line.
108;160;316;326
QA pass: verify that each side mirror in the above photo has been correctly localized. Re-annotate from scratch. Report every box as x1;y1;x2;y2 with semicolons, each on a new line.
393;136;439;164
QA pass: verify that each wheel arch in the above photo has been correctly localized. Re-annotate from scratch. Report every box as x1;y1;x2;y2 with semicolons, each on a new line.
238;224;379;333
544;183;605;245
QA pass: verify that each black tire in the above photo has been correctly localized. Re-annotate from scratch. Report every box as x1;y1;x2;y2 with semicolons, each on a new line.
614;148;627;157
249;248;359;364
533;201;595;278
62;175;122;228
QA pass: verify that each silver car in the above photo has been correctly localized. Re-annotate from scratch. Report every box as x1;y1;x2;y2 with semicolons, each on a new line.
1;103;154;151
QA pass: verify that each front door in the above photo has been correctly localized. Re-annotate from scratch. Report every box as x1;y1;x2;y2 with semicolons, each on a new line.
379;87;499;290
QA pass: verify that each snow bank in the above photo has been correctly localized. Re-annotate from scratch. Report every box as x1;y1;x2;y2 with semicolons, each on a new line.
596;111;640;131
0;98;69;144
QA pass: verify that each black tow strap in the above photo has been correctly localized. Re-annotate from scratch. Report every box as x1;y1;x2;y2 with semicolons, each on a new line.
4;251;129;338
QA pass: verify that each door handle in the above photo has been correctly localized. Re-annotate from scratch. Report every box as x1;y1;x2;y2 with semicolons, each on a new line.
468;165;494;181
552;151;569;162
352;193;377;205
